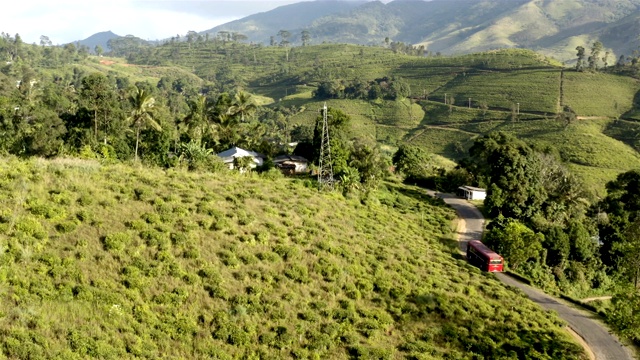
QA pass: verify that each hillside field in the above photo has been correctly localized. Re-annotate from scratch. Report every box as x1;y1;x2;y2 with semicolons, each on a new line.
0;157;586;359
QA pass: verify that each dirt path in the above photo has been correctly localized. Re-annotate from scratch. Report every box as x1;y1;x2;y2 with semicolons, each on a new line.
582;296;613;303
429;190;634;360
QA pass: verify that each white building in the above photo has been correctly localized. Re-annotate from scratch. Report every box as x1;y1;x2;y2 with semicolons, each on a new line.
216;147;264;170
457;186;487;200
273;155;309;174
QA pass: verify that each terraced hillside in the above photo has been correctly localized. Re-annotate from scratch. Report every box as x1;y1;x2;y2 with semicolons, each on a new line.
128;43;640;193
0;157;586;359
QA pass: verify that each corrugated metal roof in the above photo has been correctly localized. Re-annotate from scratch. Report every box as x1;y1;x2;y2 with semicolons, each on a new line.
458;185;486;192
216;147;264;159
274;155;309;163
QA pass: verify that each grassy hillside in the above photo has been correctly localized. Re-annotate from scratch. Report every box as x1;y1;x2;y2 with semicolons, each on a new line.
0;157;585;359
562;71;640;117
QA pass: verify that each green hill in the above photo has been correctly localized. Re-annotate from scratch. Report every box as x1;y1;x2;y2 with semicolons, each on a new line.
0;157;585;359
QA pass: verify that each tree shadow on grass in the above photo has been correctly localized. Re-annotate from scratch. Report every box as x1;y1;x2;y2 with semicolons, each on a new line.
386;182;446;207
437;236;466;261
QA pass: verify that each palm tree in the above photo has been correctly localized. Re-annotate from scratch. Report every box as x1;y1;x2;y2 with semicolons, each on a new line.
182;95;211;143
227;90;256;123
127;87;161;161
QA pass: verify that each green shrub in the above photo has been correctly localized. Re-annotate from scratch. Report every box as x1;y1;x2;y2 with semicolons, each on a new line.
257;251;280;263
76;193;94;206
273;244;299;261
14;216;47;240
182;244;200;259
254;230;270;244
75;210;93;223
284;264;310;283
133;187;153;201
27;199;65;220
140;212;162;225
50;191;73;205
103;232;131;252
55;220;78;234
211;218;230;231
237;211;255;226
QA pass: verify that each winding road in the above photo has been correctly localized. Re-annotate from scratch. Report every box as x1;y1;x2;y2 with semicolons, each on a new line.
430;191;634;360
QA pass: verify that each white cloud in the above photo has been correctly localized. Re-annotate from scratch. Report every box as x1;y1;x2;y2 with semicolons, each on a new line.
3;0;272;44
3;0;382;44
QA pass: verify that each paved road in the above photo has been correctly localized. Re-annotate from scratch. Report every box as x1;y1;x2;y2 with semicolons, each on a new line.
430;190;634;360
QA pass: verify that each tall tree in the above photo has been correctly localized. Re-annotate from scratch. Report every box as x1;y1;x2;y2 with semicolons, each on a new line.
277;30;291;47
127;87;161;161
301;30;311;46
231;32;248;43
576;46;586;71
619;218;640;287
182;95;209;143
588;41;603;71
227;90;256;122
466;132;546;220
79;73;115;142
392;144;434;179
483;217;544;270
596;170;640;271
39;35;52;47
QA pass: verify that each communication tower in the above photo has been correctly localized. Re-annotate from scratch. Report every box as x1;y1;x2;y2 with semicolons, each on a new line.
318;103;334;190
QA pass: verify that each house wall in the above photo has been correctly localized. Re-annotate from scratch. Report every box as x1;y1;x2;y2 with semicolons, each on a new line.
470;191;486;200
295;163;308;173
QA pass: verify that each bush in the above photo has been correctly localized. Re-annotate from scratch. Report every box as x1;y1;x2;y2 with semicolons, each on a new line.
103;232;132;252
27;199;66;221
55;220;78;234
14;216;47;240
284;264;310;283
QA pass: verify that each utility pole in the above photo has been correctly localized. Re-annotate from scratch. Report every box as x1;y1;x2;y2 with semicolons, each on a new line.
468;98;471;109
517;102;520;114
318;103;334;191
444;93;447;105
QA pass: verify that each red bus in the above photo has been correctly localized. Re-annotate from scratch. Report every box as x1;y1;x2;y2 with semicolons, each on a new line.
466;240;504;272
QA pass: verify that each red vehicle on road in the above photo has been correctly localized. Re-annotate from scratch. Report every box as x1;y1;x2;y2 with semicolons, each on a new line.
466;240;504;272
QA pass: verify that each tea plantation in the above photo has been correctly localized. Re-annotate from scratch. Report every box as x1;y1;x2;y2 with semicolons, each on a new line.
0;157;585;359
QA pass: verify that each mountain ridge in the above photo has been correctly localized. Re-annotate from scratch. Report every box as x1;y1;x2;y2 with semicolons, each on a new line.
74;0;640;62
201;0;640;61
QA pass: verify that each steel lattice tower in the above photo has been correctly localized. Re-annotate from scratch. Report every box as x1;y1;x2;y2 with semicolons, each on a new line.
318;103;334;190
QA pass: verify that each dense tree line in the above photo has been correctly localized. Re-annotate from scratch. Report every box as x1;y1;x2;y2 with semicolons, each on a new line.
0;33;314;170
313;76;410;101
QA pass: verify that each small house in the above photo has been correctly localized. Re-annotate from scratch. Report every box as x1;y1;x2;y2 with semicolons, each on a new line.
216;147;265;170
273;155;309;174
457;186;486;200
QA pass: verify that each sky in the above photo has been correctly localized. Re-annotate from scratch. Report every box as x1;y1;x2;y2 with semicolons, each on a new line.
2;0;341;45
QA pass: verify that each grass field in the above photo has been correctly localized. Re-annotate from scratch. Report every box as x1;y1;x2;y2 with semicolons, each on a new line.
0;156;586;359
562;71;640;117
